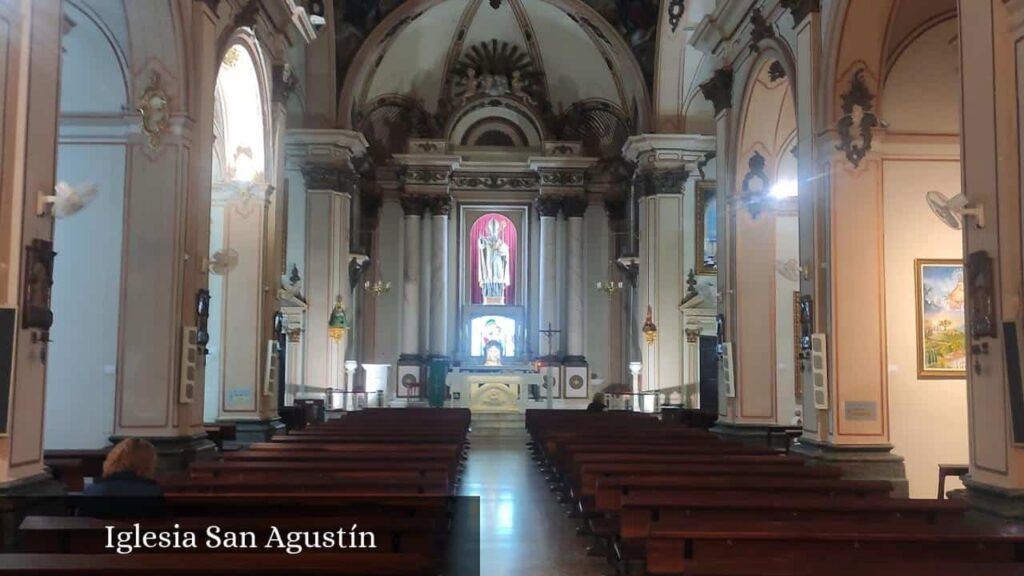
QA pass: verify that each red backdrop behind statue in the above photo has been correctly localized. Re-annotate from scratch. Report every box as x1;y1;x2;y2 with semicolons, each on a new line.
470;213;517;305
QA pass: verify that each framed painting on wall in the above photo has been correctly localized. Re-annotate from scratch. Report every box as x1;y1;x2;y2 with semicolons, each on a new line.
915;259;967;379
694;181;717;275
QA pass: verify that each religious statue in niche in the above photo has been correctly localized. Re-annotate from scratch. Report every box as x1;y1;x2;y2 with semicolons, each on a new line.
477;217;511;305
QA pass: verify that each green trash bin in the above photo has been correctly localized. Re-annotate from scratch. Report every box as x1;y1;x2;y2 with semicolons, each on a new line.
427;358;449;408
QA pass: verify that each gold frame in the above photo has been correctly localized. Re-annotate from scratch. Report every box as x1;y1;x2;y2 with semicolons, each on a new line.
694;181;717;275
915;258;967;379
138;71;170;151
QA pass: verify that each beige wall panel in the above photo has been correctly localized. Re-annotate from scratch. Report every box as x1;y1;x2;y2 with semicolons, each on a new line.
220;202;265;415
883;158;967;497
829;162;888;442
117;146;185;430
735;209;776;421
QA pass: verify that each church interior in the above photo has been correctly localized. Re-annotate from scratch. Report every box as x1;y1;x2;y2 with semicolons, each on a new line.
2;0;1024;574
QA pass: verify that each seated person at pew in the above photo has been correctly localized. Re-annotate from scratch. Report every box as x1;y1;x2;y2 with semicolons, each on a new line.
586;392;607;413
79;438;165;518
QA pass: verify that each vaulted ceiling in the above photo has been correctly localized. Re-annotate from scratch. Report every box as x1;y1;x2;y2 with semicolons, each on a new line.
337;0;651;134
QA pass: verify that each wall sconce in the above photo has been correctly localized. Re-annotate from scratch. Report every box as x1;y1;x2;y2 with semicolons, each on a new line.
739;151;770;218
642;306;658;345
597;259;624;295
364;280;392;296
327;295;348;341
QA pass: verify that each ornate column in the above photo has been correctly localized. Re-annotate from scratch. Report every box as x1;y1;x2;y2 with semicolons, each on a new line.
532;157;595;403
535;196;562;359
622;135;715;399
0;0;66;498
563;196;587;362
286;130;367;411
776;3;905;494
394;154;460;361
957;0;1024;515
428;196;452;358
399;195;427;361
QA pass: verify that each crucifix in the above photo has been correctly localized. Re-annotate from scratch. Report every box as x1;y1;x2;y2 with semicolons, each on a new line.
538;322;561;409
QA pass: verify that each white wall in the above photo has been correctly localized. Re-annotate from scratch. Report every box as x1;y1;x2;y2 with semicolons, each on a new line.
204;206;226;423
46;145;125;449
775;211;799;425
883;159;967;498
45;2;127;449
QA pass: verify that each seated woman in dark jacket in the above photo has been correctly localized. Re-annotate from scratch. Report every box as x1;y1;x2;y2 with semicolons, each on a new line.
586;392;607;412
79;437;164;517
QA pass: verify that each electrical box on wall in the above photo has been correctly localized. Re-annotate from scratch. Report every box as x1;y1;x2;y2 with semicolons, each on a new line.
179;327;197;404
811;333;829;410
264;340;279;397
721;343;736;398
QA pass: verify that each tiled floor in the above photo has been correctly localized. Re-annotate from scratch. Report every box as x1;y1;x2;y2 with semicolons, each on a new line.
455;432;609;576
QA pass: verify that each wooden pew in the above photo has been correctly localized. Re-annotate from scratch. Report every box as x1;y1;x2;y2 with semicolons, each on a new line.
612;494;971;569
644;518;1024;575
224;445;460;461
646;560;1024;576
189;460;456;483
594;476;893;513
163;473;450;495
578;462;841;498
0;553;438;575
203;423;237;450
44;449;109;491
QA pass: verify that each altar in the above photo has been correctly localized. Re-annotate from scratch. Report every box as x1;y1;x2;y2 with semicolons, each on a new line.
447;368;542;413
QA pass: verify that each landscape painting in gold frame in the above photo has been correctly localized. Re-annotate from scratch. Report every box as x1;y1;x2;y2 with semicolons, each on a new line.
915;259;967;379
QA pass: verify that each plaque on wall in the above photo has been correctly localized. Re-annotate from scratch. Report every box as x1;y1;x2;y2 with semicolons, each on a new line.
0;308;15;434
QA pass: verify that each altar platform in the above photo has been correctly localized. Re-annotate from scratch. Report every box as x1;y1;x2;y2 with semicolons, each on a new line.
446;367;542;413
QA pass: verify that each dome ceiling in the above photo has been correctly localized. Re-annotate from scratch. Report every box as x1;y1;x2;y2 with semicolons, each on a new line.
337;0;651;160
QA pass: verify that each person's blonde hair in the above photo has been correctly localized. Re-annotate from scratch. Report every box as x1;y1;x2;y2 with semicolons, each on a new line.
103;438;158;479
592;392;606;404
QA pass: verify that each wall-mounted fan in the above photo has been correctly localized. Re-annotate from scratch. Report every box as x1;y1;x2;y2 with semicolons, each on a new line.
37;181;98;218
775;258;801;282
926;190;985;230
209;248;239;275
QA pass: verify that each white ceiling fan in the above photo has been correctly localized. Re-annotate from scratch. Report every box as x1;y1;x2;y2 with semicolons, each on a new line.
926;190;985;230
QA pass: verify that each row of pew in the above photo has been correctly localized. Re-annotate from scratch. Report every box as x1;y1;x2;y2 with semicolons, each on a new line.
6;408;471;575
526;409;1024;576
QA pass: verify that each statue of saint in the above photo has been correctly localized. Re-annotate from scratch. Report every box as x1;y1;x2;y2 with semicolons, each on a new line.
477;218;510;304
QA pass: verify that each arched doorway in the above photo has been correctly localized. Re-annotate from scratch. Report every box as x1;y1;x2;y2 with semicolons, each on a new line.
205;38;273;426
724;54;802;432
44;0;129;449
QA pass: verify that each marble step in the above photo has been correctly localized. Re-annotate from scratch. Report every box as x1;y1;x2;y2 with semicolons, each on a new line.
470;413;526;436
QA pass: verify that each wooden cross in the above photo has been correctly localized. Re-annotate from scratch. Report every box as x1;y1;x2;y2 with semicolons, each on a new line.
538;322;561;358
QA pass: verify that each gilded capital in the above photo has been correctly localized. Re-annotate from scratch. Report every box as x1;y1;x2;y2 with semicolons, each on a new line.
301;166;358;193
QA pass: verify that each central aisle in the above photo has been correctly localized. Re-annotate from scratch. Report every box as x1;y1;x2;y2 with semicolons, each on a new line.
457;432;608;576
